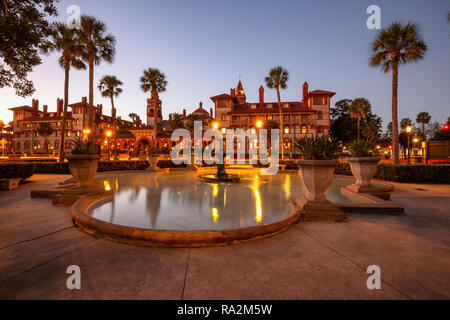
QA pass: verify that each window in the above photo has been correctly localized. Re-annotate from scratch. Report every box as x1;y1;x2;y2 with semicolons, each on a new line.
284;115;290;121
57;121;61;127
317;127;322;134
76;119;80;125
318;111;323;120
284;126;290;134
221;114;226;121
314;98;324;105
67;131;71;137
16;142;21;150
301;125;307;134
219;101;227;108
301;114;308;122
266;115;273;120
267;104;273;109
283;103;289;108
251;104;257;109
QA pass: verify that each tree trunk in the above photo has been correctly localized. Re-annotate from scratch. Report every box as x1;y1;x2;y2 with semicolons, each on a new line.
357;117;361;140
110;95;117;160
152;89;158;148
58;62;69;162
88;54;95;152
422;123;425;139
392;65;399;165
276;86;284;160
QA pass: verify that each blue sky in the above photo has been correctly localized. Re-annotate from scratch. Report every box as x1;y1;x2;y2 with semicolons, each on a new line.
1;0;449;128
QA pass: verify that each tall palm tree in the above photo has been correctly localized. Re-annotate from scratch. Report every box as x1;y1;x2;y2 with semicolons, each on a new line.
78;15;116;146
349;98;371;140
416;111;431;139
128;113;139;122
42;22;85;161
265;66;289;160
369;22;427;164
140;68;168;147
98;75;123;160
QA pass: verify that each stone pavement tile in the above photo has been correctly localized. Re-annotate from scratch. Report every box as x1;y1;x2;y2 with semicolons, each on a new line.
0;237;189;300
0;227;95;282
183;227;406;300
299;218;450;299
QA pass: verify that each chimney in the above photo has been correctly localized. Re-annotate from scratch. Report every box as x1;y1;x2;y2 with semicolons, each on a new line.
117;116;121;120
183;109;186;117
210;108;213;118
32;99;39;111
81;96;87;104
57;98;63;113
259;86;264;108
43;105;48;115
96;104;103;115
302;82;309;103
199;101;203;109
230;88;236;96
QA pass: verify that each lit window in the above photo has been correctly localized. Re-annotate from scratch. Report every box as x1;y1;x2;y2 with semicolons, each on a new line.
284;126;290;134
283;103;289;108
267;115;273;120
267;104;273;109
301;125;307;134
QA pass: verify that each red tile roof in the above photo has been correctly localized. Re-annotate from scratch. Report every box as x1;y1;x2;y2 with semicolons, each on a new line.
8;106;33;111
227;102;316;115
307;90;336;96
210;93;235;101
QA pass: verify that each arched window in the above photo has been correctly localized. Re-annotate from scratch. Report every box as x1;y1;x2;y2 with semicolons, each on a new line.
301;125;307;134
318;111;323;120
16;142;21;150
65;141;72;149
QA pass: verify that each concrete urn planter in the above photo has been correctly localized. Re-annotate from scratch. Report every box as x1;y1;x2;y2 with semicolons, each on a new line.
66;155;100;188
347;157;381;193
148;154;168;171
296;159;347;222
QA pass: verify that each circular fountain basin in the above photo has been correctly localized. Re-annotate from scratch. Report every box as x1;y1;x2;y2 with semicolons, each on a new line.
71;170;366;247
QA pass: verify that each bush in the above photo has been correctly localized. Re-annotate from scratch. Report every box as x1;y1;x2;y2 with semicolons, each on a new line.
0;163;35;180
33;160;150;174
156;160;187;169
347;138;379;157
295;135;340;160
335;161;450;183
252;160;299;170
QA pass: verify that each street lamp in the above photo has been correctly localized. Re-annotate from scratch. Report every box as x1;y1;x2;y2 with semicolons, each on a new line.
405;126;412;164
256;121;263;162
106;130;112;160
213;122;219;130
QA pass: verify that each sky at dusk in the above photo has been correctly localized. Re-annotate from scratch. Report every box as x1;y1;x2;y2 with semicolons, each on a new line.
0;0;449;128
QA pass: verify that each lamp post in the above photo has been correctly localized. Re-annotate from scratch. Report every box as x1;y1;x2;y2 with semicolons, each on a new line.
256;120;263;162
405;126;412;164
106;131;112;161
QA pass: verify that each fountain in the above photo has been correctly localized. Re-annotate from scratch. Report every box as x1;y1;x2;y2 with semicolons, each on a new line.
199;159;241;182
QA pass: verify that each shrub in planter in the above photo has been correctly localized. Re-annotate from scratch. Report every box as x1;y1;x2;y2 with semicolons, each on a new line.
346;139;381;193
66;137;100;188
295;135;347;222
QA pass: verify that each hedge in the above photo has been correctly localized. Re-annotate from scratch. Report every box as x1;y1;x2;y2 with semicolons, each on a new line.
34;160;150;174
335;161;450;183
252;160;299;170
156;160;187;169
0;163;35;180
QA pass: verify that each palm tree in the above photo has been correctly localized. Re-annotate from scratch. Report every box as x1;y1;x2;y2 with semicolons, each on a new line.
265;66;289;160
349;98;371;140
0;120;4;132
128;113;139;122
400;117;413;130
416;112;431;139
36;122;54;154
98;75;123;160
369;22;427;164
78;15;116;145
140;68;168;147
42;22;86;161
169;113;184;130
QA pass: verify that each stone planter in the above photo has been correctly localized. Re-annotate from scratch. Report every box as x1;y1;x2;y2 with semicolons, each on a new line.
148;154;166;171
347;157;381;193
66;155;100;188
296;160;347;222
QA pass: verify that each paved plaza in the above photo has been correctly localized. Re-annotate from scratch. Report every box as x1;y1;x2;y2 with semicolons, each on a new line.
0;174;449;299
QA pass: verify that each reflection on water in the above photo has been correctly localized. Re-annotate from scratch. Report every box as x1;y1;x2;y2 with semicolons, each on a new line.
89;170;362;231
